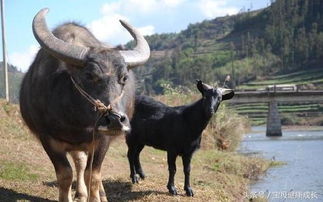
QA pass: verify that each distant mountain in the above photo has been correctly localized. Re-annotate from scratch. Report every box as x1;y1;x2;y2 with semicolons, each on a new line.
131;0;323;94
3;0;323;99
0;62;24;103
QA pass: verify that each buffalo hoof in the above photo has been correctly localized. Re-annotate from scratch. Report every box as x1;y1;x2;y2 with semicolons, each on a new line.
74;197;87;202
100;191;108;202
167;185;178;195
184;187;194;197
131;174;139;184
100;196;108;202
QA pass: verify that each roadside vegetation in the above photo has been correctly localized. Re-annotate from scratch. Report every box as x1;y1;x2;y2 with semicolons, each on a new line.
0;97;276;201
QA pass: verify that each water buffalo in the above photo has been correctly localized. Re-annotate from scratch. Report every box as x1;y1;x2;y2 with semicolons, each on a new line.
19;8;150;202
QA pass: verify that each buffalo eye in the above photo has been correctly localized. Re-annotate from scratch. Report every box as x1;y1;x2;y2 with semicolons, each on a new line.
85;72;94;80
84;61;102;81
119;74;128;85
84;71;100;82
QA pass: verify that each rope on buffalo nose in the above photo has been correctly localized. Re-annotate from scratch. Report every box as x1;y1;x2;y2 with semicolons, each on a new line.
71;76;111;113
87;113;103;202
70;76;125;201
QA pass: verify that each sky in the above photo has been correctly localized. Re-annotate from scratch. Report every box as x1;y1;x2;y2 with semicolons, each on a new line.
2;0;270;72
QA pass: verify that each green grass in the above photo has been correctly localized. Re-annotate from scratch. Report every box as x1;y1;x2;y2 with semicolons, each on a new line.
0;161;38;181
237;106;321;114
237;109;268;113
269;161;286;167
234;104;322;111
250;119;266;126
197;150;271;180
235;105;268;110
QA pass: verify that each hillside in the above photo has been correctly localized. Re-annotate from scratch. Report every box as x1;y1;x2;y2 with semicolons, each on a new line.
132;0;323;94
0;62;24;103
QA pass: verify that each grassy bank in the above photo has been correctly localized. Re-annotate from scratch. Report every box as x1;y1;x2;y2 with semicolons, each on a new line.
0;99;273;201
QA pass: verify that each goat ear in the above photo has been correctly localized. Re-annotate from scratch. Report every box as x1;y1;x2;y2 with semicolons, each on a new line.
196;80;204;95
219;88;234;100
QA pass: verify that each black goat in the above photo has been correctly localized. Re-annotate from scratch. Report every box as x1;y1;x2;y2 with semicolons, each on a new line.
126;80;234;196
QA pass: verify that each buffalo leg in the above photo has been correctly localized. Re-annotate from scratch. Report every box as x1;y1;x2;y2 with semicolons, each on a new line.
70;151;88;202
182;153;194;197
167;152;178;195
134;144;145;180
85;136;110;202
41;138;73;202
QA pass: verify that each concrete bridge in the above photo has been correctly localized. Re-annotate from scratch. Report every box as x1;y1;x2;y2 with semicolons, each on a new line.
228;90;323;136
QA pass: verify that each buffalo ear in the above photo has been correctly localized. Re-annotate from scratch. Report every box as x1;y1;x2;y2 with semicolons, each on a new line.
218;88;234;100
196;80;204;95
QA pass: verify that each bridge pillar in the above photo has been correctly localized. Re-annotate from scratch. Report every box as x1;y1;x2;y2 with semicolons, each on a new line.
266;100;282;136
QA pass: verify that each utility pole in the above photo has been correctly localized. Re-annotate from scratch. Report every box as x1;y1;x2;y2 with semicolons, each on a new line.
230;42;235;89
1;0;9;102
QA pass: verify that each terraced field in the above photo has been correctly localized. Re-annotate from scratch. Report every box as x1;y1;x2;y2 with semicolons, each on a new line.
233;67;323;126
230;102;323;126
238;68;323;90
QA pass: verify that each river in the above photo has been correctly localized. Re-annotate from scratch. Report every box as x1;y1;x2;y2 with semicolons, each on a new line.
239;126;323;202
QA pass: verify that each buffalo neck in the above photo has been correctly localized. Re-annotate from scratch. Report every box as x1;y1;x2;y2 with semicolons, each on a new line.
50;71;98;126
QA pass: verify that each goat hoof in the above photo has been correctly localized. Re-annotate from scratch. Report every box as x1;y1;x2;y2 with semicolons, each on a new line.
167;185;178;195
131;175;139;184
185;187;194;197
138;172;145;180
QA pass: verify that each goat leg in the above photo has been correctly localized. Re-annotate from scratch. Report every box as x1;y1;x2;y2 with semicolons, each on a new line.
134;145;145;180
167;152;178;195
182;154;194;197
127;147;139;183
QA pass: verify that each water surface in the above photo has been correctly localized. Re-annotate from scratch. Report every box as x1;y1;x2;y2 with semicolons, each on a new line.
240;126;323;201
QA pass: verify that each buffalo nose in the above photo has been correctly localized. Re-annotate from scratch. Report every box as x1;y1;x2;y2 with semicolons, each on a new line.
105;113;128;131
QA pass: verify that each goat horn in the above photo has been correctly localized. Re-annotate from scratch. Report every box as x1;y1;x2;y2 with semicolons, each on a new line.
32;8;89;66
118;20;150;68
